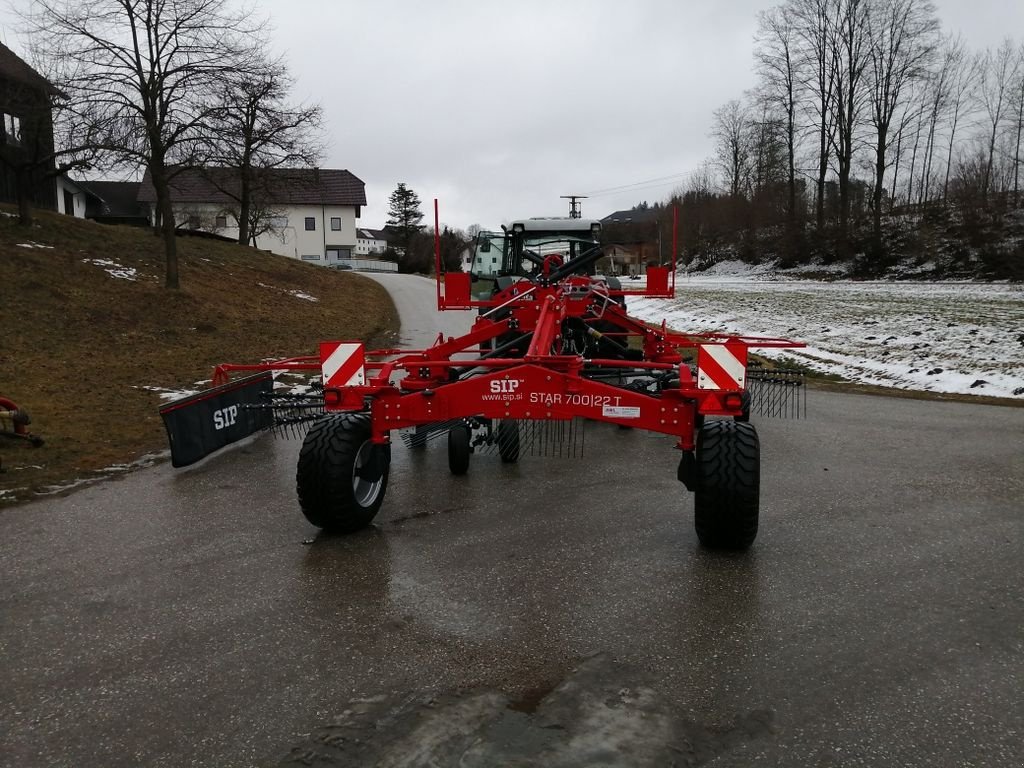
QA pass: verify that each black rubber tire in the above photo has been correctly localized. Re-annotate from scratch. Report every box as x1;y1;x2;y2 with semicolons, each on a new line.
497;420;520;463
693;420;760;550
296;414;389;534
448;423;470;475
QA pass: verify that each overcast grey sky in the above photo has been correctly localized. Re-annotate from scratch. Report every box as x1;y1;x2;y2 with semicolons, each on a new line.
3;0;1022;230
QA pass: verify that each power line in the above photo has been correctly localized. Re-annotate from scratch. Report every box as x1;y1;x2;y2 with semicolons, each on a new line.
583;171;691;198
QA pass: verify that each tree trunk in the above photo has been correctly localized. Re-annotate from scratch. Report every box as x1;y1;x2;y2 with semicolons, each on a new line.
872;132;886;257
890;125;903;202
943;111;960;201
161;194;179;289
921;110;938;205
983;123;998;205
1014;83;1023;206
907;117;922;208
150;166;180;289
787;100;797;230
816;122;828;230
838;157;851;249
238;171;251;246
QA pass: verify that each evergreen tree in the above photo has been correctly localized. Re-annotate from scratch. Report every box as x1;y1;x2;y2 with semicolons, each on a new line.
386;183;425;261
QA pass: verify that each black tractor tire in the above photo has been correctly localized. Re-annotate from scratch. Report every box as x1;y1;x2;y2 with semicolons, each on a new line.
297;413;390;534
448;423;471;475
693;420;760;550
497;420;520;463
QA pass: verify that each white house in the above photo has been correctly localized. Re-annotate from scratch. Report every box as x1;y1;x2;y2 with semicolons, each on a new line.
137;167;367;266
55;176;88;218
355;227;388;255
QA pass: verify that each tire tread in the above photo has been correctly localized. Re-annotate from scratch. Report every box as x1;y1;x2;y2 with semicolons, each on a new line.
694;420;760;550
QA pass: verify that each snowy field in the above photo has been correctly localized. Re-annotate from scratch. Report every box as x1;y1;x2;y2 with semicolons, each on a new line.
626;265;1024;399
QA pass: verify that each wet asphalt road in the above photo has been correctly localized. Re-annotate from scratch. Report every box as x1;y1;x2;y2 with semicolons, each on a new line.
2;275;1023;767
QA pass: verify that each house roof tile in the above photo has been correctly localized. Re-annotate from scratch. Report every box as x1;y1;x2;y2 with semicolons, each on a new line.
601;208;661;224
0;42;60;95
138;166;367;207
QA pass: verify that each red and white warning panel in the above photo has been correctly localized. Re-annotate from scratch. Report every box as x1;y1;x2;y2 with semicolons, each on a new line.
697;343;747;390
320;341;366;387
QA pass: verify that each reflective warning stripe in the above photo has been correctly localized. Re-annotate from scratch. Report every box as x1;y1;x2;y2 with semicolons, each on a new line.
697;344;746;390
320;341;365;387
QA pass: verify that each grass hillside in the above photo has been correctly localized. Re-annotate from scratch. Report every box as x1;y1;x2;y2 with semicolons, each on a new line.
0;207;398;503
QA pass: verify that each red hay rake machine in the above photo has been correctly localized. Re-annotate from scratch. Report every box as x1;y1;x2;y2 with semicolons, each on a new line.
160;203;805;550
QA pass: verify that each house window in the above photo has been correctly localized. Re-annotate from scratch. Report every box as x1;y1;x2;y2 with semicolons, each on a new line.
301;254;320;261
305;217;316;231
215;215;227;228
269;216;288;229
331;217;342;231
3;113;21;145
187;215;200;229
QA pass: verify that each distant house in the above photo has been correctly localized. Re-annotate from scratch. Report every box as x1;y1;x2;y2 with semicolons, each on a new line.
601;207;662;274
78;180;151;226
355;227;388;256
137;167;367;265
0;42;60;214
601;243;653;276
54;176;88;218
601;207;662;225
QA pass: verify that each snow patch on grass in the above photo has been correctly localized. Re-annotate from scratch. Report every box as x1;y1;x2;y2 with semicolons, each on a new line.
17;241;54;249
257;282;319;302
82;258;138;281
136;384;200;401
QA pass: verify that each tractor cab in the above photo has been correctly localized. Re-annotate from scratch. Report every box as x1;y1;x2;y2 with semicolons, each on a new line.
470;217;604;286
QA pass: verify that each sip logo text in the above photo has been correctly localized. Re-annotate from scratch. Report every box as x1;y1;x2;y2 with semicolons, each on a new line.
213;405;239;431
489;379;522;394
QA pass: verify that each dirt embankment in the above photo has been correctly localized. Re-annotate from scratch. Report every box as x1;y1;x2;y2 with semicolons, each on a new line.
0;208;399;502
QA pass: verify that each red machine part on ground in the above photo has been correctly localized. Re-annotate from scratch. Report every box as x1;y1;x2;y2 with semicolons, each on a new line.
0;395;44;448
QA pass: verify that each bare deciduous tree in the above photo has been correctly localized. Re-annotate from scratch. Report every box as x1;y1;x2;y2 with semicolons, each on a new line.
941;46;981;201
711;99;751;198
828;0;871;245
755;5;801;228
25;0;258;289
1010;42;1024;204
976;38;1019;204
790;0;839;230
915;34;959;204
865;0;939;250
206;52;324;246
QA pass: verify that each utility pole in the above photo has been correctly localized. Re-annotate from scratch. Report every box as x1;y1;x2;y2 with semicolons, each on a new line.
560;195;588;219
